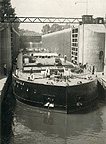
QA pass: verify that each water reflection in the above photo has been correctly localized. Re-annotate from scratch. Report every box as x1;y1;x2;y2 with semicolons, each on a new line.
13;101;106;144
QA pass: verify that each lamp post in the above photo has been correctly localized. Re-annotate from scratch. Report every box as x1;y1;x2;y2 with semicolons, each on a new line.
75;0;88;15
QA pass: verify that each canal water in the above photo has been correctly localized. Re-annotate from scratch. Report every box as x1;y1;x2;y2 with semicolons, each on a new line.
1;86;106;144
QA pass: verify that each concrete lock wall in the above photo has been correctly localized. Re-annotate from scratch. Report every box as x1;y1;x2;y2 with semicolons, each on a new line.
79;24;105;72
0;30;1;77
104;33;106;74
12;29;20;59
0;26;11;78
42;28;72;61
0;24;20;78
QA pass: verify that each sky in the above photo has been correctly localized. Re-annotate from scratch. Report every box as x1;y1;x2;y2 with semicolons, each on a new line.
11;0;106;32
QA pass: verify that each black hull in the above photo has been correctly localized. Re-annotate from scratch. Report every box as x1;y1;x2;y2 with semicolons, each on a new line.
12;75;98;114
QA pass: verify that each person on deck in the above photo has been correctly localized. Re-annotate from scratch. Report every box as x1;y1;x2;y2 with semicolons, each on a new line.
46;68;50;78
92;65;95;75
64;55;67;63
3;64;7;76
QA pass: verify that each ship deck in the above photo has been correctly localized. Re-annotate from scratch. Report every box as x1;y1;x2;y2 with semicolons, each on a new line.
13;70;96;87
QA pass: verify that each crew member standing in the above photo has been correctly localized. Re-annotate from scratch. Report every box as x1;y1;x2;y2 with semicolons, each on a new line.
64;55;67;63
3;64;7;76
92;65;95;75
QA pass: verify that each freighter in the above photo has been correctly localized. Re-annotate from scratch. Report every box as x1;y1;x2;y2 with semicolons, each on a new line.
12;49;98;114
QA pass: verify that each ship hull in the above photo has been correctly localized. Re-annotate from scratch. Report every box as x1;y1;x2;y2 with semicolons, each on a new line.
12;75;98;114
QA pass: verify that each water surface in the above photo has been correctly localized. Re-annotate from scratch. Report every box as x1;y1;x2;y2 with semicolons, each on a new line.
1;90;106;144
13;100;106;144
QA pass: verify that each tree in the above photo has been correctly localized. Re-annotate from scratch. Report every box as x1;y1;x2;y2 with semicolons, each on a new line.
41;24;51;35
0;0;20;31
63;24;71;29
0;0;16;21
41;24;64;35
50;24;63;32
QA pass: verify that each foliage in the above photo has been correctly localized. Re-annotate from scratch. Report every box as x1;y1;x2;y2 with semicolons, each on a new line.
41;23;71;35
0;0;16;18
0;0;20;30
19;29;41;36
41;24;51;35
50;24;63;32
